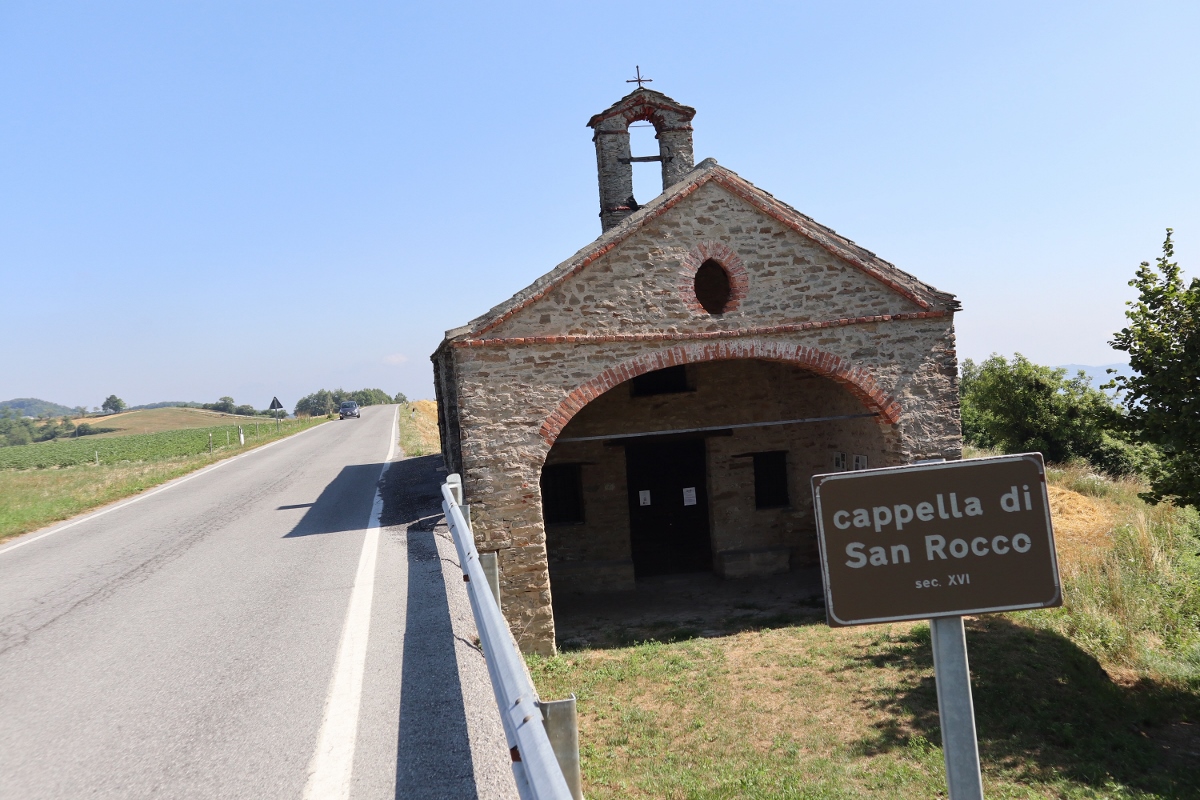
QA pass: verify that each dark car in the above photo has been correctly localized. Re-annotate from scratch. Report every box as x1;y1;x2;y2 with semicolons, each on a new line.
339;401;360;420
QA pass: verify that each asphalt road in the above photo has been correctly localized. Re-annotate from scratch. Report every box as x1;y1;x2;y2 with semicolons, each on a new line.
0;405;516;799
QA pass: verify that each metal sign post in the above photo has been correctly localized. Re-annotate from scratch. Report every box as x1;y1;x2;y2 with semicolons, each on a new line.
268;397;284;433
811;453;1061;800
931;616;984;800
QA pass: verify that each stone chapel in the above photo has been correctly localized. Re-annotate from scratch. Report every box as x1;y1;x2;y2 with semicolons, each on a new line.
432;87;962;654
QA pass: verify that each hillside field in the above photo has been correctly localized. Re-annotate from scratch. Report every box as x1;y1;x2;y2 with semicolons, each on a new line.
0;417;325;541
75;406;262;438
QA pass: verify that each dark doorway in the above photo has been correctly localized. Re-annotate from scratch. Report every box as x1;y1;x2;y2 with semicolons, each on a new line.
624;439;712;577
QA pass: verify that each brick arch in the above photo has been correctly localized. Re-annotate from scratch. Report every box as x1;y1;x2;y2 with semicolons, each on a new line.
538;340;901;447
619;102;686;134
678;241;749;315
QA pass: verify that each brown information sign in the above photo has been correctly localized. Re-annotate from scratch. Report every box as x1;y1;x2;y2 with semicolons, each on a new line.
811;453;1061;627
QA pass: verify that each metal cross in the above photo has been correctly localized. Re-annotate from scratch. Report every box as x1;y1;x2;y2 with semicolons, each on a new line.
626;66;652;89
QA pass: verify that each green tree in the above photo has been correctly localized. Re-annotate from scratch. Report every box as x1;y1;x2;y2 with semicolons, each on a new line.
0;409;35;447
351;388;391;406
101;395;126;414
294;389;335;417
293;387;397;416
393;391;408;404
1110;229;1200;505
960;354;1145;476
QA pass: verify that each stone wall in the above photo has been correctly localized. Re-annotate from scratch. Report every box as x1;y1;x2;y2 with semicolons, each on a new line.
430;168;961;654
482;181;929;341
543;360;899;594
588;89;696;232
434;327;958;654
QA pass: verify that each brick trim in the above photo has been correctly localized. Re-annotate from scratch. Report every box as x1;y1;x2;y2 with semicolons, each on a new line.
537;341;903;447
468;165;938;339
678;240;749;315
587;94;697;129
457;310;948;348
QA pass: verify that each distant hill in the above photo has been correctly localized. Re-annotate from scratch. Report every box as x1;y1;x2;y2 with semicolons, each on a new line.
0;398;205;418
128;401;202;411
1058;363;1132;390
0;398;76;417
75;406;261;438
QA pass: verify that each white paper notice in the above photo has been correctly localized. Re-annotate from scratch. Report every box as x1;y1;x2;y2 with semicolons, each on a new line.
682;487;697;506
639;490;651;506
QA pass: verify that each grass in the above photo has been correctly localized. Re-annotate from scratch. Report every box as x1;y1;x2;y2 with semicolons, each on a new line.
0;417;314;470
1024;480;1200;681
398;400;440;457
69;406;260;438
528;460;1200;798
531;620;1200;798
0;417;325;542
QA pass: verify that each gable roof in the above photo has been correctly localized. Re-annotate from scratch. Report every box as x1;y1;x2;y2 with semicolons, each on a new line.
444;159;958;343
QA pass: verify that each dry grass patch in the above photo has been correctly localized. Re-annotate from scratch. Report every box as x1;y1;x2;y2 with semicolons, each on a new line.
399;400;440;457
1048;484;1120;572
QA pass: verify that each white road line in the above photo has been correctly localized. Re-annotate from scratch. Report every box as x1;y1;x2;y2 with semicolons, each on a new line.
303;405;398;800
0;419;329;558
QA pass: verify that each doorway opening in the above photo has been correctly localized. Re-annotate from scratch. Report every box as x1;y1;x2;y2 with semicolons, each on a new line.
624;438;712;577
540;357;899;607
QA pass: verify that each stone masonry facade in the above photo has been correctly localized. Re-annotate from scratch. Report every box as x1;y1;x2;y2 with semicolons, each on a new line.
544;359;900;594
433;89;961;654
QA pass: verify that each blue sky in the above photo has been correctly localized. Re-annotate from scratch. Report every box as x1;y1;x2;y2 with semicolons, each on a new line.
2;2;1197;409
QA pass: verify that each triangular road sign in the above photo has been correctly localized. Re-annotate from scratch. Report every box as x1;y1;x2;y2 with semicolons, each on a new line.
268;397;283;411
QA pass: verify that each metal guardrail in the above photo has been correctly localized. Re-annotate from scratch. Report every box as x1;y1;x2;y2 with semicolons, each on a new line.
442;476;578;800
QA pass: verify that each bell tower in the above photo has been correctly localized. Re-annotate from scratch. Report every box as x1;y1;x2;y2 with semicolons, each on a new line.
586;87;696;232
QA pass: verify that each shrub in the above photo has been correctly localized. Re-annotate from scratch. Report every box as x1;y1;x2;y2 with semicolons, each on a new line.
960;354;1147;476
74;423;117;437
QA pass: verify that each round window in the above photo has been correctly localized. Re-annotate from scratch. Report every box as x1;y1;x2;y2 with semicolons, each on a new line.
694;259;732;314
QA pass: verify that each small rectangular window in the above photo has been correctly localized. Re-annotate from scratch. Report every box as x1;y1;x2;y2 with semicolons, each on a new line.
631;365;689;396
541;463;584;524
753;451;790;509
833;452;847;471
852;454;868;471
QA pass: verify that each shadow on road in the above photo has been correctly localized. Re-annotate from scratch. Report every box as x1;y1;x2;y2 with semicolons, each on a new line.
385;455;479;800
280;463;384;538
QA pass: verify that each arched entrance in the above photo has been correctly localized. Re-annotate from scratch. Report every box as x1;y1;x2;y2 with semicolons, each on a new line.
539;355;900;598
